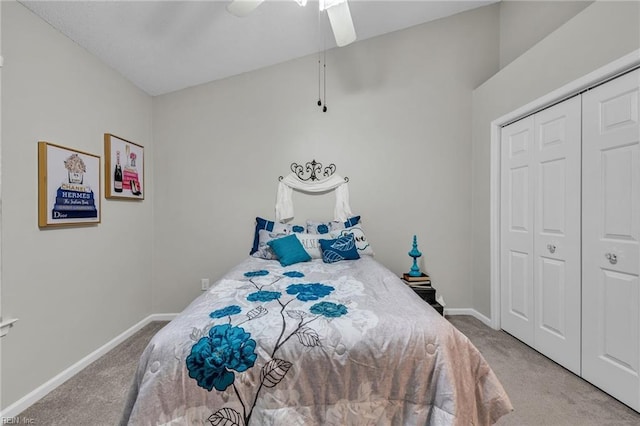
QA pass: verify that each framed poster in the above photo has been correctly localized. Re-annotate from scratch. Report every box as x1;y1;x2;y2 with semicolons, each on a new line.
38;142;101;228
104;133;144;200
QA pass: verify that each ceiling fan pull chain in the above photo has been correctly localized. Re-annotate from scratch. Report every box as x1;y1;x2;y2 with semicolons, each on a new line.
315;6;328;113
317;57;322;107
323;57;327;112
317;7;323;108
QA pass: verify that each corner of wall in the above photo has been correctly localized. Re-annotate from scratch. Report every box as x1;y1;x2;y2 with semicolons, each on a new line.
498;0;594;69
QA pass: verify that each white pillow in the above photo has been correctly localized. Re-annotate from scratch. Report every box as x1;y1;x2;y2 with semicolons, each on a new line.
329;224;374;256
306;215;361;234
252;229;288;260
306;219;343;234
295;233;323;259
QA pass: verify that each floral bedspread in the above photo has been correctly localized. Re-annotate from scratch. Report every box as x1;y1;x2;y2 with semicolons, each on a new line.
120;256;512;426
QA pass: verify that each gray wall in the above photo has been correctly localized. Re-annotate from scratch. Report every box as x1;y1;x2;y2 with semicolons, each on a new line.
499;1;593;69
151;5;500;313
471;0;640;318
1;2;153;408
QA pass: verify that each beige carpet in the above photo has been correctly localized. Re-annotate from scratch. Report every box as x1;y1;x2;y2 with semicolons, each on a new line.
447;316;640;426
17;316;640;425
18;321;168;425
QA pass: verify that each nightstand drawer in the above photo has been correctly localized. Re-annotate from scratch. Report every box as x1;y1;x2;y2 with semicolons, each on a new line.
429;302;444;316
411;286;436;304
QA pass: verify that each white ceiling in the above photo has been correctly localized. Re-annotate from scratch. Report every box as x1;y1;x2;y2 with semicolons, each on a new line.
20;0;497;96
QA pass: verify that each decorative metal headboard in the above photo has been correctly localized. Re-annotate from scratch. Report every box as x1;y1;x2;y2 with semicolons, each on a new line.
279;160;349;182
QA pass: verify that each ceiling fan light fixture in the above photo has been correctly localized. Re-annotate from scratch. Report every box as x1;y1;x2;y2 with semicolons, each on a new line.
319;0;345;12
226;0;265;17
325;0;356;47
227;0;355;47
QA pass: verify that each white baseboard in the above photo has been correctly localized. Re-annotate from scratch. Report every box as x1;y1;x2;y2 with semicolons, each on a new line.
445;308;494;328
148;313;179;322
0;313;178;419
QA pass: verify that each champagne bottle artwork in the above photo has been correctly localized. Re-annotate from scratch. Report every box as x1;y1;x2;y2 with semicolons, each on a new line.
114;150;123;193
104;133;144;200
123;144;142;196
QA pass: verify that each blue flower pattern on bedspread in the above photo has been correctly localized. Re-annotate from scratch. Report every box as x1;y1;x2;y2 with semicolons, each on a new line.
186;266;355;426
246;290;281;302
209;305;242;319
286;283;335;301
244;270;269;277
186;324;257;391
310;301;348;318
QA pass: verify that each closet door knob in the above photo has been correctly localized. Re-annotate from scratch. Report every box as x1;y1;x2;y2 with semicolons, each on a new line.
605;253;617;265
547;244;556;254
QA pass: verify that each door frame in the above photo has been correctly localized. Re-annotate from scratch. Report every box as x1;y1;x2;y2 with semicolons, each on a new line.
489;49;640;330
0;2;4;411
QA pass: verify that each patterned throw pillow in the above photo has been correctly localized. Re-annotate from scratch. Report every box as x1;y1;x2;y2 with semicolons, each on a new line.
252;229;288;260
306;215;361;234
319;234;360;263
329;224;374;256
250;217;305;255
267;234;312;267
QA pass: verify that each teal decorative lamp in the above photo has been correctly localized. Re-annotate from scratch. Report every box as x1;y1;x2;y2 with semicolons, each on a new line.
408;235;423;277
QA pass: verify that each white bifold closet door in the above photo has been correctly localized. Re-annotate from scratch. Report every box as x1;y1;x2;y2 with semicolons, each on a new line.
582;68;640;410
501;96;582;375
500;115;535;344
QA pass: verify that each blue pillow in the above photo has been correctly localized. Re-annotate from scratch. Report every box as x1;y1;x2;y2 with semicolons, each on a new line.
250;217;305;255
319;234;360;264
344;215;361;228
268;234;312;267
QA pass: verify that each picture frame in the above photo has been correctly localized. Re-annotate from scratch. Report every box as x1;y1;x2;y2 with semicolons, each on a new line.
38;141;101;228
104;133;145;200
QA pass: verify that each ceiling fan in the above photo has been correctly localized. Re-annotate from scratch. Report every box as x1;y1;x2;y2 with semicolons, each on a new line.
227;0;357;47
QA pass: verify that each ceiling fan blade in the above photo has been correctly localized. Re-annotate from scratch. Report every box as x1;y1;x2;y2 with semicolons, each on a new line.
326;0;356;47
226;0;265;17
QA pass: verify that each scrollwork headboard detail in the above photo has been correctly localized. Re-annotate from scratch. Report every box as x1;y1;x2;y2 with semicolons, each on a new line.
275;159;352;222
278;160;349;182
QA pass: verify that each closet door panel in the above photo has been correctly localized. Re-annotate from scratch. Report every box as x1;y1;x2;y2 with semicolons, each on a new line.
582;69;640;410
601;270;638;368
501;116;535;343
602;146;639;246
533;96;582;374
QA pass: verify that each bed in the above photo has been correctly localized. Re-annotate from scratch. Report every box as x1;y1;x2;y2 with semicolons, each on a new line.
120;162;512;425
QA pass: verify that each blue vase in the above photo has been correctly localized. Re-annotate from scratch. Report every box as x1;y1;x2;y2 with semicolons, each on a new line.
408;235;422;277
